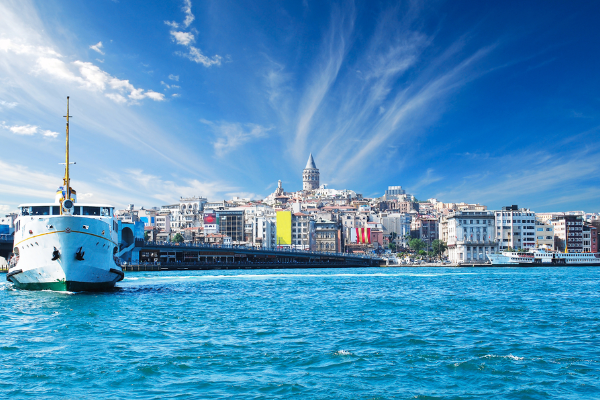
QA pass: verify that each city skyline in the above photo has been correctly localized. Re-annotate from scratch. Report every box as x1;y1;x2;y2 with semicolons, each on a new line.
1;0;599;213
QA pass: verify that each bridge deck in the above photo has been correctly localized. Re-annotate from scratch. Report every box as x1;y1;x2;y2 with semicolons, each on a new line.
137;241;382;266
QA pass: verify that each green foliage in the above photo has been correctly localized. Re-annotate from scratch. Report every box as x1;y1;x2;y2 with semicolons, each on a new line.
172;233;184;243
409;238;426;252
431;239;448;257
144;231;150;241
418;250;427;256
388;243;397;252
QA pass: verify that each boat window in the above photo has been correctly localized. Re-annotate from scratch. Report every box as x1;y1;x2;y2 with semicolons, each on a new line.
73;206;81;215
21;207;30;216
52;206;60;215
82;207;101;216
31;206;50;216
101;207;111;217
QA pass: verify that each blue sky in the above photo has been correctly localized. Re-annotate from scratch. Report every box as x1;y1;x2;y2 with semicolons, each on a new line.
0;0;599;212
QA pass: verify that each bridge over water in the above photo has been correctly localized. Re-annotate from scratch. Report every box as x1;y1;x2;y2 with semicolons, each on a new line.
125;241;383;271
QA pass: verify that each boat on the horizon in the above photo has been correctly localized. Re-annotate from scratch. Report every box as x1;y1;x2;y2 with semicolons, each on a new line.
6;97;124;291
487;247;600;266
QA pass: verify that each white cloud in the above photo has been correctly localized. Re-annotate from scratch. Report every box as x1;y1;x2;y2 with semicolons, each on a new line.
8;124;37;135
170;31;195;46
2;123;60;138
89;41;105;55
161;81;180;90
0;205;10;212
105;93;127;103
144;90;165;101
172;93;180;97
40;129;59;138
202;119;272;157
182;0;195;28
182;46;222;67
26;52;165;103
166;0;223;67
168;74;179;81
0;100;18;109
0;37;60;57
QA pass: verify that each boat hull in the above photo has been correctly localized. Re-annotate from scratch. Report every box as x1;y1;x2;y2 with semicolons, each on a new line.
7;215;123;292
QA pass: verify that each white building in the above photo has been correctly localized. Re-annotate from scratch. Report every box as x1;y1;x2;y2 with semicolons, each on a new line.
444;210;498;263
253;216;277;249
494;206;537;250
534;218;555;250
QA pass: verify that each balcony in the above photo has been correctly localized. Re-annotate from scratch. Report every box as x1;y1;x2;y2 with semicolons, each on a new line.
451;239;497;245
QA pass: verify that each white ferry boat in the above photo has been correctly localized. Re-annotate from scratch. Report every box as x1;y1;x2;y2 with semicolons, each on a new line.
6;97;124;291
487;248;600;266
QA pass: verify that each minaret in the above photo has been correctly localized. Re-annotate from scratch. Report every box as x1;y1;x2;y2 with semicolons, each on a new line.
302;153;320;191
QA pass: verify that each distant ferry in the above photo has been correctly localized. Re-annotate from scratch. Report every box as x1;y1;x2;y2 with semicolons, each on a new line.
6;97;124;291
487;248;600;266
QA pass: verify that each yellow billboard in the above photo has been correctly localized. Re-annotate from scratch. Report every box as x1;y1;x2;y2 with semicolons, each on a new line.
276;211;292;246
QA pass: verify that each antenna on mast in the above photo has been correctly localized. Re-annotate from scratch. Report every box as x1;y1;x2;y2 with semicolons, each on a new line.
62;96;73;214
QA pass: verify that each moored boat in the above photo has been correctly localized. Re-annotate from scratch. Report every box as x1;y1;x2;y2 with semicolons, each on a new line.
6;97;124;291
487;248;600;266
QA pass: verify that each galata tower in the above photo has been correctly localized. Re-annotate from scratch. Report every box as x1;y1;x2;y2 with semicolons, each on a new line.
302;153;320;191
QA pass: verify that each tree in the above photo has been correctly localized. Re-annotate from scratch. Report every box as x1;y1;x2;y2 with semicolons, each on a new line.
431;239;448;258
388;243;397;252
172;233;184;243
144;231;150;241
409;238;426;252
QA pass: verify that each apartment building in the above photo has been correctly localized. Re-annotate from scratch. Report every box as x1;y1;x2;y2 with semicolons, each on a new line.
494;205;537;250
552;215;584;253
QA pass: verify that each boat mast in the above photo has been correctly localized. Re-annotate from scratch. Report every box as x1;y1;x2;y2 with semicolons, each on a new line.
60;96;71;215
64;96;72;208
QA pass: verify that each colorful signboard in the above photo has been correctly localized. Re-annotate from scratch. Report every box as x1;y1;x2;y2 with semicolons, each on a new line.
276;211;292;246
203;212;219;232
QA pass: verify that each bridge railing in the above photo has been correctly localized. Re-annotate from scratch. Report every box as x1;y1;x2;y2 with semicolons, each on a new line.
141;240;380;259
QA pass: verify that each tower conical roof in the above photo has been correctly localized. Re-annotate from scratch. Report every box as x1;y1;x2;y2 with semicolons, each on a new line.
305;153;317;169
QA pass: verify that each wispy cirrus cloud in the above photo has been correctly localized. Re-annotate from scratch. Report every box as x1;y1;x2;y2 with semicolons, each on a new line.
264;3;500;189
105;168;239;203
165;0;223;67
201;119;272;157
89;41;104;55
433;145;600;209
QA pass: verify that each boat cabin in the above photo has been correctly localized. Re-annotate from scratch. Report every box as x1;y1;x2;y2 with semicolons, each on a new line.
18;203;115;217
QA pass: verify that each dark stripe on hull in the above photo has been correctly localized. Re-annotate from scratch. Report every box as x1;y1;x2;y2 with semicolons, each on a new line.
9;280;118;292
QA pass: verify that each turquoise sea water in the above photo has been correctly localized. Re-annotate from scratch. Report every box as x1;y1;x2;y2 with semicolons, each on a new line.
1;267;599;399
